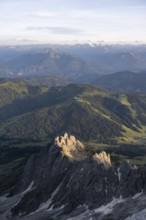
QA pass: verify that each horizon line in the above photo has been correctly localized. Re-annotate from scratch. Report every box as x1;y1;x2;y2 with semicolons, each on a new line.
0;39;146;46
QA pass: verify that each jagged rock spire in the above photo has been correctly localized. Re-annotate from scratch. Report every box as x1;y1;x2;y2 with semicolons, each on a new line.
93;151;111;168
54;133;111;168
54;133;86;160
9;133;146;219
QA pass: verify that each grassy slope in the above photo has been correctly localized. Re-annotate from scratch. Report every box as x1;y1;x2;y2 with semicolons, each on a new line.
0;84;121;143
0;138;44;194
1;81;146;144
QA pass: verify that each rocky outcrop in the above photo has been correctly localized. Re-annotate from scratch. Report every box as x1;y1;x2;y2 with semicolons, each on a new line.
93;151;111;168
54;133;87;160
7;133;146;220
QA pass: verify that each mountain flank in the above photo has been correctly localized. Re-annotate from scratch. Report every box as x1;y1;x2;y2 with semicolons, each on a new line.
1;133;146;220
1;82;146;144
94;71;146;93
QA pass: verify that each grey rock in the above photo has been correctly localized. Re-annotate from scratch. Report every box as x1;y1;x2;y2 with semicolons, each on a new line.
1;133;146;220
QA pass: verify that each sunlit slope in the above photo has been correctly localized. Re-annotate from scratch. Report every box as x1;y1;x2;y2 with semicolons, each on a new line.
1;81;146;143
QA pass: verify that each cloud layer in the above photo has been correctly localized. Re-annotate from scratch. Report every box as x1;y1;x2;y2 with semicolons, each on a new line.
27;27;84;35
0;0;146;44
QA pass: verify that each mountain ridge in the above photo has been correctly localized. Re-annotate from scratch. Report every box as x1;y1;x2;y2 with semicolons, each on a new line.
0;49;98;81
1;133;146;220
1;44;146;80
1;82;146;144
94;71;146;93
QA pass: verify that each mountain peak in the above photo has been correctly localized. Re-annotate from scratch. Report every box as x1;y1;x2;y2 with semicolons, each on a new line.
93;151;111;168
54;133;111;167
48;48;59;58
54;133;86;160
8;134;146;219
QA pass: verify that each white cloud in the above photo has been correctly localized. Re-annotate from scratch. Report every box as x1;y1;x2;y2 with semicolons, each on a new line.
0;0;146;44
26;26;84;35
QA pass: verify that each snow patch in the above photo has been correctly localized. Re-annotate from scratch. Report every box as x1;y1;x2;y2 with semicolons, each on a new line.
116;168;121;181
67;205;89;220
29;183;62;215
67;175;73;187
94;196;125;215
13;182;34;211
22;181;34;195
125;208;146;220
67;198;125;220
132;191;143;199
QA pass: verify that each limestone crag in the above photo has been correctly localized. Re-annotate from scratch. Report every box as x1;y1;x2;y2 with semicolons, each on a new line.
54;133;86;160
5;133;146;220
93;151;111;168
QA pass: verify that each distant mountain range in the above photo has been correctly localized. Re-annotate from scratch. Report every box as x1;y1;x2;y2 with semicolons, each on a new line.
0;49;98;81
0;43;146;80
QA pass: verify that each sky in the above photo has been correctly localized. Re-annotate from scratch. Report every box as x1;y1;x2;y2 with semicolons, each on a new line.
0;0;146;44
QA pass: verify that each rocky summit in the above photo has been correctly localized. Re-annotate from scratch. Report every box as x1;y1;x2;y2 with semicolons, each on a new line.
54;133;87;160
1;133;146;220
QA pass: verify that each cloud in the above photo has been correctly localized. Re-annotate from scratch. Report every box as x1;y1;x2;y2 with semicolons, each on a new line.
1;0;146;43
26;26;84;35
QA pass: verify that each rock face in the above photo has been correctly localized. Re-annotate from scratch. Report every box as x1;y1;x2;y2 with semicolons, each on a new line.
54;133;86;160
3;133;146;220
93;151;111;168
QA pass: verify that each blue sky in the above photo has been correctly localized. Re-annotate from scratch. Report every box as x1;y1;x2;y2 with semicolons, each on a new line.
0;0;146;44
